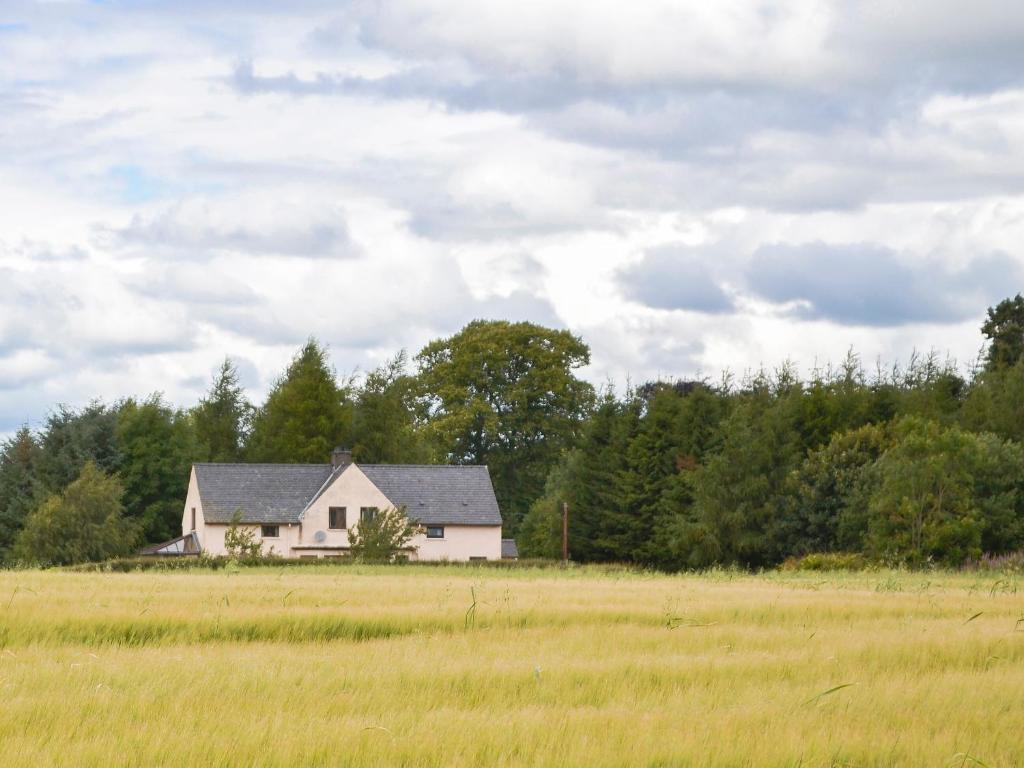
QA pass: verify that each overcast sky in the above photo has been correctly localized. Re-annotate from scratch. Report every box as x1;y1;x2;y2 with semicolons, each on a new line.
3;0;1024;435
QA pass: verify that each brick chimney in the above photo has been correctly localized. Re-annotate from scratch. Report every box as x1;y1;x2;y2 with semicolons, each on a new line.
331;448;353;469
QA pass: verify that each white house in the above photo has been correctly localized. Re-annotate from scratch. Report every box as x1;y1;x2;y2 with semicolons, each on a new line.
163;449;504;561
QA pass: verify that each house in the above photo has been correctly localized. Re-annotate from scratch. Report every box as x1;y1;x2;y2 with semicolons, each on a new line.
179;449;504;561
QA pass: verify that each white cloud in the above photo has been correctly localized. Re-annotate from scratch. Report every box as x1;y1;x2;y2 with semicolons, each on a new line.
2;0;1024;435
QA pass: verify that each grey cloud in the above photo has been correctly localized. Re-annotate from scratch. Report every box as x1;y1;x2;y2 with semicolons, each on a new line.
619;246;734;313
745;242;1023;326
109;205;356;259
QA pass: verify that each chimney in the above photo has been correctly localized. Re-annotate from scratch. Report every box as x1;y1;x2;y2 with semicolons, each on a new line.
331;448;353;469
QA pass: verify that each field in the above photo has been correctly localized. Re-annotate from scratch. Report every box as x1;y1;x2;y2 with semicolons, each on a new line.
0;565;1022;767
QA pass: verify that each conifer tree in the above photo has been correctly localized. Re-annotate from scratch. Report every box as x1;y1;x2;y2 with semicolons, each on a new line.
193;358;252;462
0;427;42;561
247;339;354;463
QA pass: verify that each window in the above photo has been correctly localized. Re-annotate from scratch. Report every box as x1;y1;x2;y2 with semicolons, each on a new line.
329;507;347;529
261;525;279;538
190;508;196;531
469;556;487;562
426;526;445;539
360;507;377;524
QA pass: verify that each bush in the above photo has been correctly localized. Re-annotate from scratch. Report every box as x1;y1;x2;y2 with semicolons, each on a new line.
779;552;872;572
349;505;420;562
963;551;1024;574
14;462;140;566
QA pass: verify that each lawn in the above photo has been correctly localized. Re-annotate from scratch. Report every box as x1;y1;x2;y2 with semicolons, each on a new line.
0;564;1021;767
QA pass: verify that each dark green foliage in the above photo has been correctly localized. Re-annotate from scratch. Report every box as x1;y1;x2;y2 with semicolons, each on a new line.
247;339;354;463
0;427;42;560
117;395;199;543
193;358;252;462
14;462;140;566
561;390;640;563
35;402;121;495
415;320;595;533
982;294;1024;370
778;422;889;556
352;351;427;464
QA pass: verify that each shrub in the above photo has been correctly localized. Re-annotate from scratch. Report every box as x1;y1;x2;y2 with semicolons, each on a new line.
348;505;421;562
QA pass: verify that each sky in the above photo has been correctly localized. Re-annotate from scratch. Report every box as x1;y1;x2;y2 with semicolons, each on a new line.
3;0;1024;435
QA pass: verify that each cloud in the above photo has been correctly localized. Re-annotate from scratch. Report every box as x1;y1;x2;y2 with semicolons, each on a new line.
619;246;734;313
745;242;1022;326
107;193;357;258
5;0;1024;432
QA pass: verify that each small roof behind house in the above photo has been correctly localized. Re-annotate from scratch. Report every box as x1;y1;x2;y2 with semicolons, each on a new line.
195;463;333;524
140;531;201;556
358;464;502;526
501;539;519;559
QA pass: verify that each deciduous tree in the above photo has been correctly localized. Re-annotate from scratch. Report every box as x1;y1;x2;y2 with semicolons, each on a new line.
14;462;140;565
416;320;594;532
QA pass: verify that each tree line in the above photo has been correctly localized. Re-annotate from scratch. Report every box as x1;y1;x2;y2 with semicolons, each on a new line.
0;321;592;564
4;299;1024;567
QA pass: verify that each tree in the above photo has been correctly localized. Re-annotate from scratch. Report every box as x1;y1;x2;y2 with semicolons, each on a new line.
117;394;200;543
0;427;42;561
961;360;1024;444
352;351;427;464
247;339;354;463
193;358;253;462
224;511;264;560
982;295;1024;370
348;506;420;562
35;401;121;495
777;422;889;557
14;462;140;566
682;391;802;568
865;417;1023;566
416;320;595;532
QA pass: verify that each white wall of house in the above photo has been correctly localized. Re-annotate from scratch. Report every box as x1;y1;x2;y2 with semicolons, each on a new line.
410;525;502;562
201;522;302;557
299;464;392;549
180;467;206;548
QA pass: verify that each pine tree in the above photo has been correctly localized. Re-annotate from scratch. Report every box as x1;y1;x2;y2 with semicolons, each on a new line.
35;402;121;495
247;339;354;463
193;358;253;462
0;427;42;561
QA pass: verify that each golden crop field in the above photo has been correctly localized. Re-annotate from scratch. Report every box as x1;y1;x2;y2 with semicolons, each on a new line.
0;565;1021;767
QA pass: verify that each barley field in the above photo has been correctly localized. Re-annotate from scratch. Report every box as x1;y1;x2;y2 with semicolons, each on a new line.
0;565;1021;767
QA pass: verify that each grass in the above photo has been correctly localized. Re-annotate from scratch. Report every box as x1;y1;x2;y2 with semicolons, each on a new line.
0;565;1022;766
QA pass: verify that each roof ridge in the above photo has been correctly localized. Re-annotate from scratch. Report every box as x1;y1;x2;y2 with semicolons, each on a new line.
194;462;330;467
358;463;488;468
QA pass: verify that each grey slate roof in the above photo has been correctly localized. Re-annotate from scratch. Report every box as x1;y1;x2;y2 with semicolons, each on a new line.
501;539;519;559
193;462;503;527
194;463;333;524
358;464;503;526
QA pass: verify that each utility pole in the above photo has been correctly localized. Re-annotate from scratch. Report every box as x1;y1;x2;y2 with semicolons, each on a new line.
561;501;569;565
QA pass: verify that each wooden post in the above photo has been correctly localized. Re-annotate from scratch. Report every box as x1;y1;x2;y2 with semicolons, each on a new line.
561;501;569;565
